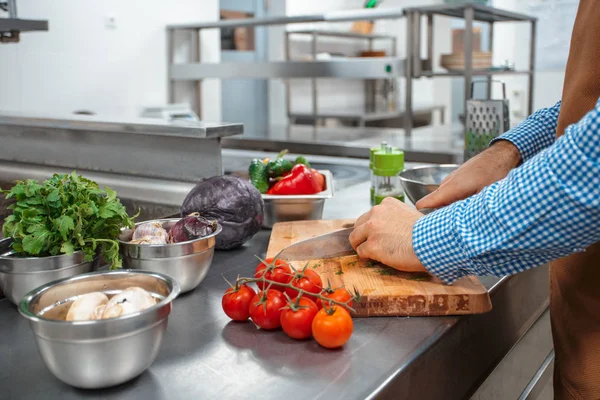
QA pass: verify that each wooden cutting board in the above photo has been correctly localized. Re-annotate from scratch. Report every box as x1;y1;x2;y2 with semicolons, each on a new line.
267;220;492;317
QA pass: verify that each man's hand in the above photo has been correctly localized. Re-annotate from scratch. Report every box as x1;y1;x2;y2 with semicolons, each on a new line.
416;140;522;210
349;197;427;273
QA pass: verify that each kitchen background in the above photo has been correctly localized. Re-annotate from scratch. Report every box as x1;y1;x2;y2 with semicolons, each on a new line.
0;0;575;131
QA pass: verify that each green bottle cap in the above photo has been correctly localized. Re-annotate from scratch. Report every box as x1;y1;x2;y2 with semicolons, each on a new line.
369;142;388;169
372;147;404;176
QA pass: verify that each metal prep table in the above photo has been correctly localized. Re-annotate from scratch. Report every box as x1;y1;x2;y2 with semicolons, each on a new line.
223;124;464;164
0;154;551;400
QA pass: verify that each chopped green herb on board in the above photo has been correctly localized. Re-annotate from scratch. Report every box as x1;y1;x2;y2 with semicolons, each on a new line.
376;268;399;276
408;273;431;281
335;269;344;275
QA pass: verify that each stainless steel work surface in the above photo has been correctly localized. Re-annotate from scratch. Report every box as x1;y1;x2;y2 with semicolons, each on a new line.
0;171;549;400
223;124;463;164
0;112;243;139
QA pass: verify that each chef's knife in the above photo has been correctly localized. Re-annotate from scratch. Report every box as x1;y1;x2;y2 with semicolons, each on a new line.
275;228;356;262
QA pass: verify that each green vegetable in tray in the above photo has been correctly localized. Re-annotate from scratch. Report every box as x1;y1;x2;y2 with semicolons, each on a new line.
294;156;311;168
266;158;293;178
248;149;317;193
249;159;269;194
265;149;292;178
1;171;136;269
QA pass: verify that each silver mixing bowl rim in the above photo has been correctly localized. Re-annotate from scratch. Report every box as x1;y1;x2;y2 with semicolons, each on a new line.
0;237;86;261
17;269;181;325
398;164;460;185
118;218;222;248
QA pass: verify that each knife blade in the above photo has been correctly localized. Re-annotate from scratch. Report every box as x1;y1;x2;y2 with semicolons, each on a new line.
274;228;356;262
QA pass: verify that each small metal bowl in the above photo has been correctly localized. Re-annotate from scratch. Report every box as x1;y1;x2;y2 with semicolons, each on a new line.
261;170;334;229
119;219;222;293
399;164;460;204
0;238;98;305
18;270;180;389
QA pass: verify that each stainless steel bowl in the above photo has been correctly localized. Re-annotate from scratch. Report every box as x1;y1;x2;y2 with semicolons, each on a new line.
262;170;334;228
0;238;98;305
399;164;460;204
119;219;222;293
18;270;180;389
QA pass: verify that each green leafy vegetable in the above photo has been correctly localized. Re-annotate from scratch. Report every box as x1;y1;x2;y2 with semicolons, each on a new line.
1;172;136;269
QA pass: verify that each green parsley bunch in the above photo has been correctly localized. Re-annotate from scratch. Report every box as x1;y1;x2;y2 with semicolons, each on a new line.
2;172;136;269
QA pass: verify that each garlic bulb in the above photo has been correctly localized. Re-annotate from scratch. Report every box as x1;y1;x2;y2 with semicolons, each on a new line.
101;287;156;319
130;235;168;245
66;292;109;321
132;221;168;242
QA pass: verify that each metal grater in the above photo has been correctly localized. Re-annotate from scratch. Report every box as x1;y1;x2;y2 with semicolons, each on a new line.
464;81;510;160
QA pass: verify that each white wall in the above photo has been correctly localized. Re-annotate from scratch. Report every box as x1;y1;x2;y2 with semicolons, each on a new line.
277;0;451;126
0;0;221;121
491;0;572;124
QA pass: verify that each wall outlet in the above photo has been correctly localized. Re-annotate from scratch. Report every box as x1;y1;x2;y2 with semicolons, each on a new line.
511;89;525;119
104;17;117;30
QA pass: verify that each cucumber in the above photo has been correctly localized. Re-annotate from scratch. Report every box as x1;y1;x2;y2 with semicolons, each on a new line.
249;159;269;194
294;156;311;168
266;158;293;178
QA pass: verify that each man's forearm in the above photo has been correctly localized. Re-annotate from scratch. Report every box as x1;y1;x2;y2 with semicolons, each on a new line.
413;99;600;284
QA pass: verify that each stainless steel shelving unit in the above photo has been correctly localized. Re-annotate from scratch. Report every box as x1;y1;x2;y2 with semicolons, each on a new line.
403;3;537;134
0;0;48;43
166;2;536;137
284;29;404;127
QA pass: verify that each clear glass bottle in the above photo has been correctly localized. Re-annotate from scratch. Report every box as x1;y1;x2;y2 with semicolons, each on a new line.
372;145;404;205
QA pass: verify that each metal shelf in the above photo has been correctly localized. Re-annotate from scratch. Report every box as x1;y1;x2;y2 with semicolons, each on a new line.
403;3;537;22
421;69;533;77
287;29;396;40
167;8;406;31
0;18;48;33
170;58;404;80
288;105;444;123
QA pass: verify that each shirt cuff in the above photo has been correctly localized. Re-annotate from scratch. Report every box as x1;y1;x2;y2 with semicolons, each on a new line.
490;120;555;162
412;204;483;284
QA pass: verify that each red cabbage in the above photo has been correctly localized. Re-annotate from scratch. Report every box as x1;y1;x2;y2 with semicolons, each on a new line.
180;175;264;249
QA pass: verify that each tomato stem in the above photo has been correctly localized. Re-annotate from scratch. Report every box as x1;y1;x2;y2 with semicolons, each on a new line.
229;255;360;313
233;277;356;313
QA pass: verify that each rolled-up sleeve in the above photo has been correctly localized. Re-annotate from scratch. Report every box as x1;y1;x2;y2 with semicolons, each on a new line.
491;101;561;162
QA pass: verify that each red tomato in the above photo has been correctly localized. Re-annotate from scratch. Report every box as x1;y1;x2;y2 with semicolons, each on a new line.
312;307;354;349
254;257;292;291
311;169;326;192
221;284;256;321
285;269;322;301
249;289;286;330
316;288;353;311
280;297;319;340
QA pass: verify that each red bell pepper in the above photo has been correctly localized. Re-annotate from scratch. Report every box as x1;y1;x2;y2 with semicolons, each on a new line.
311;168;326;192
267;164;321;195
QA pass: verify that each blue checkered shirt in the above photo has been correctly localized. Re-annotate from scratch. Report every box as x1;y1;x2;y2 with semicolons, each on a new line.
413;98;600;284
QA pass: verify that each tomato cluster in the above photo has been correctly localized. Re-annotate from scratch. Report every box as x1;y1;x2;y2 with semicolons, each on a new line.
221;258;354;349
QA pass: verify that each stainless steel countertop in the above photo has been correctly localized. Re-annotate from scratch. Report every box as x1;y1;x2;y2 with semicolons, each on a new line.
0;113;243;139
223;124;464;164
0;172;549;400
